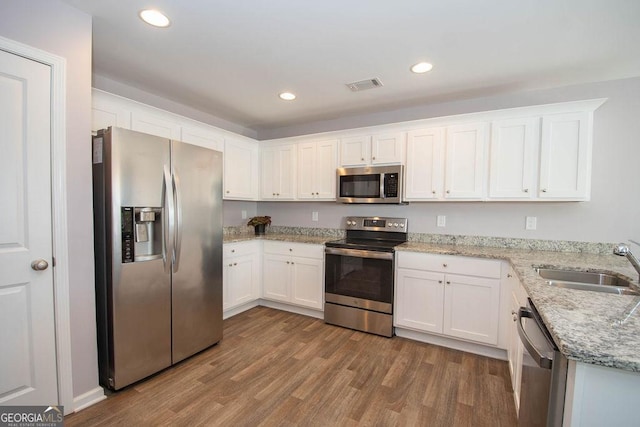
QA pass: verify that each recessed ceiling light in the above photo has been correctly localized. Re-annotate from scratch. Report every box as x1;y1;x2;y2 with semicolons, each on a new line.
279;92;296;101
411;62;434;74
139;9;171;28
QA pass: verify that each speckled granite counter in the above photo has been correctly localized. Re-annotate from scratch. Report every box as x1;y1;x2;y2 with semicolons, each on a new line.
397;242;640;372
223;233;335;245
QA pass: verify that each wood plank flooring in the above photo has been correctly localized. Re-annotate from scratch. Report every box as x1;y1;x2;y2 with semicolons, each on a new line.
65;307;517;426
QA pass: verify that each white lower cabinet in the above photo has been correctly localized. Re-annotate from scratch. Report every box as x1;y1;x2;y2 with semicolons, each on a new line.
262;241;323;310
223;241;261;312
395;251;502;346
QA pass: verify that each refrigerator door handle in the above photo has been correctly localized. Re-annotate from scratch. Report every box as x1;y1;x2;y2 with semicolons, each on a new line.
163;165;175;273
172;172;183;273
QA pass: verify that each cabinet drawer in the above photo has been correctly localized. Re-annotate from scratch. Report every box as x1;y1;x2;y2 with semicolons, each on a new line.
263;241;323;259
397;251;502;278
224;241;258;258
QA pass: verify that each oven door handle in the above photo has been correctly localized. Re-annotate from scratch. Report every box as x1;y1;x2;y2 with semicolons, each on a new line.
325;247;394;260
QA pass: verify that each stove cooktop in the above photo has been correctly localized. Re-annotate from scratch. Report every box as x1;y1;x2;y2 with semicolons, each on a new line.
325;238;402;252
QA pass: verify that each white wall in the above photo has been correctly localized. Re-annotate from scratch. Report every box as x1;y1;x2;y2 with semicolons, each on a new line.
0;0;98;401
256;77;640;244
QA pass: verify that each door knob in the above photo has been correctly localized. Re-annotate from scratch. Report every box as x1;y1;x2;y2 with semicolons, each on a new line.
31;259;49;271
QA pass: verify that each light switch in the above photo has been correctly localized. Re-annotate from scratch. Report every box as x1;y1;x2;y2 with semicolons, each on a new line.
312;211;319;222
437;215;446;227
241;210;247;219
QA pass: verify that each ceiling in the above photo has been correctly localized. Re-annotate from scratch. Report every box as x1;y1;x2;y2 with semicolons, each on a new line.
62;0;640;132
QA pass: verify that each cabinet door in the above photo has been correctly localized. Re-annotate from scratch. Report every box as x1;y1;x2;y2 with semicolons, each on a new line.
340;136;370;166
223;261;232;311
489;118;536;199
508;288;524;413
291;256;323;309
444;123;486;199
314;139;338;199
261;144;296;200
539;111;590;199
297;142;316;200
405;128;445;200
443;273;500;345
224;139;258;200
131;110;181;139
395;269;445;333
371;132;404;164
262;254;291;302
181;125;224;151
230;254;260;307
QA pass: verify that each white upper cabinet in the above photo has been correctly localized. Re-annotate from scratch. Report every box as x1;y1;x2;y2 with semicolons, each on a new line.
181;124;224;152
131;110;181;140
539;111;591;200
298;139;338;200
405;128;445;200
406;124;486;200
261;143;297;200
444;123;487;199
489;118;537;199
224;138;259;200
92;97;131;132
340;133;404;166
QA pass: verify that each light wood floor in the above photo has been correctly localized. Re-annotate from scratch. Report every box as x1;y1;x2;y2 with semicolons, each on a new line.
65;307;517;426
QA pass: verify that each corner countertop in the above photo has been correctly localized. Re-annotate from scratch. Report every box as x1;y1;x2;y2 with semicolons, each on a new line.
396;242;640;373
223;232;640;372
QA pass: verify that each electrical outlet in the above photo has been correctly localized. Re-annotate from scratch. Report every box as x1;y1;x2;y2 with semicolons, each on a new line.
525;216;537;230
312;211;319;222
437;215;446;227
241;210;247;219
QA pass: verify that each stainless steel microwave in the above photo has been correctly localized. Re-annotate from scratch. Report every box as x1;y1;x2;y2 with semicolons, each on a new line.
336;165;405;204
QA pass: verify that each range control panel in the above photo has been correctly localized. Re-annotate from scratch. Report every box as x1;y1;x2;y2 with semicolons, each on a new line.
344;216;408;233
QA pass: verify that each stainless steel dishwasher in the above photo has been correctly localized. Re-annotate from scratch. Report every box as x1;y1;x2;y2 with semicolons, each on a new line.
517;299;568;427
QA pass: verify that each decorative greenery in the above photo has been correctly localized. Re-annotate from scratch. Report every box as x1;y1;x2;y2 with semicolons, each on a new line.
247;216;272;227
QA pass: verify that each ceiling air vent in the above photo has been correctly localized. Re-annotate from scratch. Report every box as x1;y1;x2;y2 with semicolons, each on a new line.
346;78;383;92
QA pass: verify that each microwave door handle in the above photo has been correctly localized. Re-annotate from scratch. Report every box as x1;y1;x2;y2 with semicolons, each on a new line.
380;173;385;199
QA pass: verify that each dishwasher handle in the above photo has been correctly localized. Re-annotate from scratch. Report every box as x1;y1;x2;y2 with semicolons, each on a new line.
517;306;553;369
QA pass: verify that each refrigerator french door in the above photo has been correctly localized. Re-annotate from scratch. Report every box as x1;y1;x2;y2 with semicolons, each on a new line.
93;127;223;390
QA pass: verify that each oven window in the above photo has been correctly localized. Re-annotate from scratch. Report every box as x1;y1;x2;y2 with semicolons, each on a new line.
325;253;393;304
339;174;380;198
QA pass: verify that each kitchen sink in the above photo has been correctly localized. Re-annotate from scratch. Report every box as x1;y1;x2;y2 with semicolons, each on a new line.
535;267;639;296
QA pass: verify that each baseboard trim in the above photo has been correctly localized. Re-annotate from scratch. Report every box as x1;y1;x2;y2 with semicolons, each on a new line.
395;327;508;361
223;300;260;319
259;300;323;319
72;387;106;413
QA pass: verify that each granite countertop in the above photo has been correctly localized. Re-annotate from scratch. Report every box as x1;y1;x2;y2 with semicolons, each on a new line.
223;233;335;245
397;242;640;372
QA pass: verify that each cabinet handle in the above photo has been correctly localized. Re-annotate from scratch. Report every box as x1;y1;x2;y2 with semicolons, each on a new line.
289;248;293;251
523;189;529;193
541;189;547;193
361;157;365;161
231;249;235;253
228;263;233;267
432;190;436;194
291;262;294;265
446;281;451;285
442;263;447;267
438;280;443;284
507;273;512;278
286;261;290;264
226;190;230;194
233;262;237;266
446;190;450;194
372;156;376;160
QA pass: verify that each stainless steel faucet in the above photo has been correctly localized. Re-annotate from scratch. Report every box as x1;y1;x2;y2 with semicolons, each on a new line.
614;242;640;282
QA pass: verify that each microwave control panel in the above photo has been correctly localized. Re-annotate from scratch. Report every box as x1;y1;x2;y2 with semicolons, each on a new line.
384;173;399;198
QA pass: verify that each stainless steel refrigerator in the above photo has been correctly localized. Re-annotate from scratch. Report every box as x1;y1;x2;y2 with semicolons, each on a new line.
92;127;223;390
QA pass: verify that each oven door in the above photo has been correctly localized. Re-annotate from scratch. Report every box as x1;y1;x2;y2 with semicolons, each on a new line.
324;247;394;314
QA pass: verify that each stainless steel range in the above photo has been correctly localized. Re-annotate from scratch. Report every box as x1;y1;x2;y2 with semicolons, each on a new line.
324;216;408;337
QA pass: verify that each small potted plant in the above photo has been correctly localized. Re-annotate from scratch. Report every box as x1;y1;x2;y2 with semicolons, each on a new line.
247;216;271;235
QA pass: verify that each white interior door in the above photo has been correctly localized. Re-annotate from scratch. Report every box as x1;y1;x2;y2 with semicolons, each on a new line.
0;49;58;405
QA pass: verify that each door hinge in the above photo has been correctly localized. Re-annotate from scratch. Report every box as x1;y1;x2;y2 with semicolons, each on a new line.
52;256;56;267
